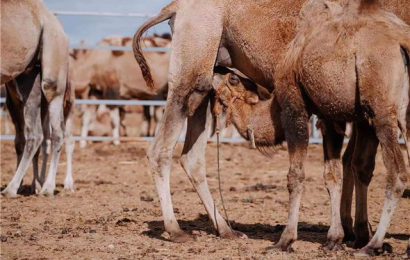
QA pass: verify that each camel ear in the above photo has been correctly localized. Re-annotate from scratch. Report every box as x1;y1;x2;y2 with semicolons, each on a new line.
245;92;259;104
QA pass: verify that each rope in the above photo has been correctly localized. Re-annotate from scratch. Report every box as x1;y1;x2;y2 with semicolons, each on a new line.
214;116;233;234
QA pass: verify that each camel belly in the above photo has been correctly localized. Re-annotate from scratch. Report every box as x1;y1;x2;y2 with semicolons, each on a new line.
300;48;357;120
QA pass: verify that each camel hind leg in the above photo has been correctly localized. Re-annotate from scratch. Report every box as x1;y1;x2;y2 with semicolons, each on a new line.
350;122;379;249
147;8;223;242
1;74;43;197
39;21;69;196
340;126;356;243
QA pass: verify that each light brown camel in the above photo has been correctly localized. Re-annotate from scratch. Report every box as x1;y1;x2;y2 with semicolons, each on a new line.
1;0;72;197
273;0;410;255
133;0;410;249
70;35;169;147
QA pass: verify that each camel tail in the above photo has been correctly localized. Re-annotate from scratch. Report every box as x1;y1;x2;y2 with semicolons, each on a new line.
133;1;177;90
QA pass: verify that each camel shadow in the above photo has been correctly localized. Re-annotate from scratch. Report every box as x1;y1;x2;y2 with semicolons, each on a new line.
142;214;327;244
142;214;410;245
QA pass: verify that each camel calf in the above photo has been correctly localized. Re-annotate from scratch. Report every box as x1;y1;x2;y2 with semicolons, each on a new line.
1;0;72;197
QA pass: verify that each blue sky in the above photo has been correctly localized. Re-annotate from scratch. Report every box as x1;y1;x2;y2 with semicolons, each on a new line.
44;0;172;45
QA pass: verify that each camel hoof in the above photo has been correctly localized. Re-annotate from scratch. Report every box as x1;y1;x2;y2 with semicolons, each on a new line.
271;240;295;253
63;182;75;193
322;241;344;251
220;229;248;240
354;243;392;257
39;188;55;197
1;189;18;198
169;231;195;243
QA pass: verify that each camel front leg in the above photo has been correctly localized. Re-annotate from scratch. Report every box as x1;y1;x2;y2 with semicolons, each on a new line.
321;121;345;251
180;97;246;239
110;107;121;146
80;105;93;148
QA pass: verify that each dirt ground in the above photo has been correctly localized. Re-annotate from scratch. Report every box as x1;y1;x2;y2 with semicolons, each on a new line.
1;140;409;259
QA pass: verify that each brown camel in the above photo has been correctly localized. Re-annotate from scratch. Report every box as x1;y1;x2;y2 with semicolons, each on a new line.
132;0;410;249
1;0;72;197
214;62;410;256
274;0;410;255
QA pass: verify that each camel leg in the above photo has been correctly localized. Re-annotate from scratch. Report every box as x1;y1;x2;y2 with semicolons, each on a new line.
5;88;29;193
349;122;379;248
2;76;43;198
63;115;75;192
148;91;189;242
322;121;345;251
110;107;121;145
340;125;356;243
39;24;69;196
274;89;309;251
38;113;50;187
180;97;246;239
80;105;93;148
357;119;407;255
148;8;223;242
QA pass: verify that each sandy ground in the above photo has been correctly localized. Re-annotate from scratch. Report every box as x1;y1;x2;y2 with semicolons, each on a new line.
1;140;409;259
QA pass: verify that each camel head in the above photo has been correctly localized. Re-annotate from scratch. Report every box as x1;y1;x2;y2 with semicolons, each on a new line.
212;67;285;149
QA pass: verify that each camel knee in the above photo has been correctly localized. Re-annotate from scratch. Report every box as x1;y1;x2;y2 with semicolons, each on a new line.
287;166;305;193
148;145;173;175
41;78;58;101
25;134;44;154
324;159;342;189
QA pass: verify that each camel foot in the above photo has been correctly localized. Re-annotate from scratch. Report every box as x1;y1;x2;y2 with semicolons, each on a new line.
1;188;19;198
406;245;410;258
39;187;55;197
354;243;393;257
271;239;295;252
169;231;195;243
322;240;344;251
31;180;42;195
220;229;248;240
63;180;75;193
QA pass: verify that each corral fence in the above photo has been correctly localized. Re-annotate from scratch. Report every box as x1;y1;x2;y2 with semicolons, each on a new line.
0;11;324;145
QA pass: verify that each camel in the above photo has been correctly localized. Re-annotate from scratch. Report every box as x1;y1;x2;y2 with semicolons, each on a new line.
133;0;410;249
70;35;170;147
273;0;410;255
1;0;72;197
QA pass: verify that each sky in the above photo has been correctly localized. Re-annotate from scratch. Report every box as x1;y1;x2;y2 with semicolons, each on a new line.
43;0;172;46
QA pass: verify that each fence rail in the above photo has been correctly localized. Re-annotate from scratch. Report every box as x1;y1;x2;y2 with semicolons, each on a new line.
0;98;325;144
54;11;156;18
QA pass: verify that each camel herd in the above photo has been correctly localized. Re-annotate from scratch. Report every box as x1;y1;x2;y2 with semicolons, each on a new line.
1;0;410;257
